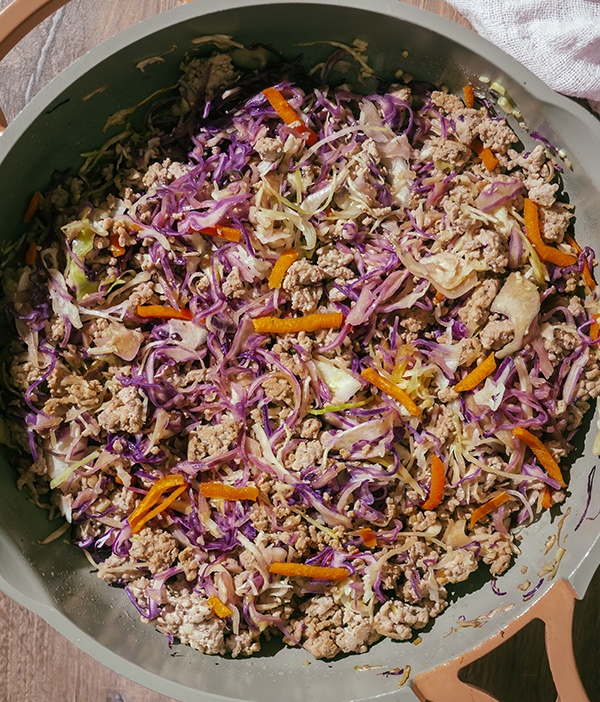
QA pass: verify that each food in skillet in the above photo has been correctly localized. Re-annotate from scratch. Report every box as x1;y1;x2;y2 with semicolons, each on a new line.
2;42;599;659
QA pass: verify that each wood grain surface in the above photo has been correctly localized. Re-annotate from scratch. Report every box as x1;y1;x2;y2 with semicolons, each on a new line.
0;1;598;701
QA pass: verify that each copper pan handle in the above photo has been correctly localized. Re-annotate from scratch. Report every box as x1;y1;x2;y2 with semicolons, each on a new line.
412;579;589;702
0;0;71;132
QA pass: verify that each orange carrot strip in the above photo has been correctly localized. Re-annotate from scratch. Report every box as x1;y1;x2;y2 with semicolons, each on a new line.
358;527;377;548
454;352;497;393
566;234;596;288
253;311;344;334
540;246;578;268
565;233;581;254
470;138;498;169
262;87;318;146
199;483;259;501
109;233;126;257
590;317;599;341
198;225;242;243
469;491;510;530
268;249;298;289
23;191;41;224
541;486;553;510
479;147;499;170
523;197;545;251
433;290;445;304
584;262;597;289
269;562;348;581
524;198;577;267
131;484;188;533
25;242;37;266
207;594;233;618
136;304;194;321
361;367;421;417
512;427;566;487
129;474;187;533
463;84;475;109
421;455;446;510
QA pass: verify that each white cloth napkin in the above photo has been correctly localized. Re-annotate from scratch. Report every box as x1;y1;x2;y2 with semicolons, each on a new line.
447;0;600;111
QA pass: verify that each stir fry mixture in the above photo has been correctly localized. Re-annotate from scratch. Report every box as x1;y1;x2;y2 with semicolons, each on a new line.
2;43;599;659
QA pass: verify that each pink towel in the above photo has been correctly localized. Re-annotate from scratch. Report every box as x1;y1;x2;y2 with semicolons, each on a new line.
447;0;600;111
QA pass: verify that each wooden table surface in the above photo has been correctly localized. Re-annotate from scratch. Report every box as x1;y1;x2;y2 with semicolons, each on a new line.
0;1;598;701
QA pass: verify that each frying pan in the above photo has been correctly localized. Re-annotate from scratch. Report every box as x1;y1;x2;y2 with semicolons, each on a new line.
0;1;598;700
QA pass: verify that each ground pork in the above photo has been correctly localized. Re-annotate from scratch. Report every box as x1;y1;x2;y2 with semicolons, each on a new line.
255;136;284;162
226;629;261;657
459;278;499;333
142;158;190;190
97;385;146;434
187;414;240;461
286;439;324;472
478;530;515;576
508;145;558;207
128;527;179;574
373;601;430;640
539;203;573;243
316;245;355;280
542;323;582;363
154;582;227;655
282;259;324;313
421;135;472;170
263;374;295;405
43;366;105;418
222;266;246;299
434;549;478;585
479;318;515;351
291;596;379;658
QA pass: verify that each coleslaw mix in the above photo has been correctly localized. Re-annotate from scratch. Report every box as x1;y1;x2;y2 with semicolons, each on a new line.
1;39;599;659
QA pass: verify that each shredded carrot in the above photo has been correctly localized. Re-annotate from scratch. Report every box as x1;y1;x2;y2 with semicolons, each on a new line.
590;317;599;341
523;198;577;267
512;427;566;487
463;84;475;109
134;484;188;532
540;245;578;268
129;474;188;533
541;486;553;510
470;138;499;169
269;562;348;581
361;367;421;416
358;527;377;548
199;483;259;501
565;234;595;288
583;261;596;289
109;233;126;257
253;311;343;334
523;197;545;251
23;191;41;224
469;491;510;529
479;147;499;171
268;249;298;289
136;304;194;321
565;233;581;254
207;594;233;618
421;455;446;510
454;352;497;392
262;87;318;146
433;290;445;304
198;225;242;243
25;242;37;266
